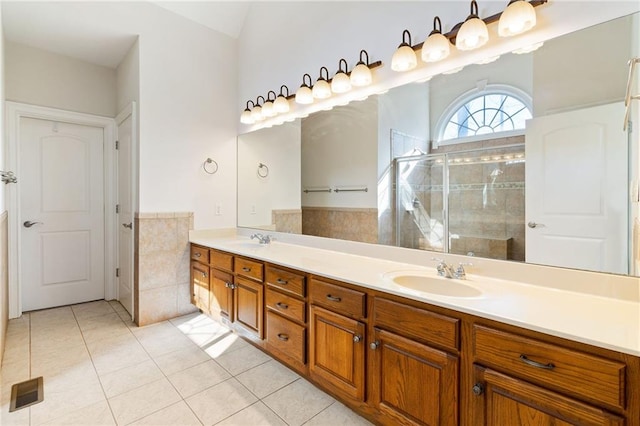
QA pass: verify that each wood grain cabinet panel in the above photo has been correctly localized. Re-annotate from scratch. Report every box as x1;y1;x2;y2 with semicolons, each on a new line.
210;249;233;272
309;278;366;319
473;325;626;410
210;268;233;321
234;276;264;339
266;311;306;365
266;266;306;297
190;261;210;313
191;245;209;263
265;288;305;323
470;366;624;426
235;257;264;282
309;305;366;401
370;328;458;426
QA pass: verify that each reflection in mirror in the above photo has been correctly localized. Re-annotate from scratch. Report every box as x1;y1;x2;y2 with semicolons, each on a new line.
237;12;640;276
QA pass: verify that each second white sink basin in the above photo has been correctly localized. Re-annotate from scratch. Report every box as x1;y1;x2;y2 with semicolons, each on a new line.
384;271;483;298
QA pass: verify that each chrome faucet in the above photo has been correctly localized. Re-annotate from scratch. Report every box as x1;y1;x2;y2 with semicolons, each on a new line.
250;233;272;244
433;258;471;279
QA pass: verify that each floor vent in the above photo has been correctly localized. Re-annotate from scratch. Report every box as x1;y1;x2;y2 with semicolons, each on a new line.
9;377;44;412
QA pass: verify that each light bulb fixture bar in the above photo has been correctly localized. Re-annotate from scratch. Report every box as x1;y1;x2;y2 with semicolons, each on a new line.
412;0;547;51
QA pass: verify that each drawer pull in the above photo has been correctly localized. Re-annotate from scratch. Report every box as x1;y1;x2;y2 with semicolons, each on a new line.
520;354;555;370
225;282;236;290
242;267;251;272
202;272;207;278
194;252;201;258
277;333;289;341
276;278;288;285
472;383;484;396
370;341;379;350
353;335;362;343
275;302;289;310
326;294;342;302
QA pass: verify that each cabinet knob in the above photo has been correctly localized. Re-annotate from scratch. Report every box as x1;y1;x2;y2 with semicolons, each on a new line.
242;267;251;272
202;272;207;278
275;302;289;310
353;335;362;343
194;252;201;258
370;341;379;350
276;278;288;285
472;383;484;396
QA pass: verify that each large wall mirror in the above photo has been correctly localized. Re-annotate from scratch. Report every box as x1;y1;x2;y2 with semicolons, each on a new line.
238;12;640;277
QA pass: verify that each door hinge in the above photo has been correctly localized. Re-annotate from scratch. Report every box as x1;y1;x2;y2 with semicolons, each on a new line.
115;140;119;150
116;204;120;214
116;268;120;278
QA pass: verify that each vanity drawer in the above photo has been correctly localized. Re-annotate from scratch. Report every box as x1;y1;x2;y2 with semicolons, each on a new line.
266;266;305;297
191;245;209;263
210;249;233;272
309;278;366;319
373;297;459;351
235;257;264;282
473;325;626;409
266;289;305;323
266;311;306;365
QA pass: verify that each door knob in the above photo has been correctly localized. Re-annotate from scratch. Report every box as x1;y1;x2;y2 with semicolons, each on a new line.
527;221;544;229
122;223;133;229
23;221;43;228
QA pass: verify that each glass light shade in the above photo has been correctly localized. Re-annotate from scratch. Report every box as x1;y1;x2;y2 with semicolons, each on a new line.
312;79;331;99
391;45;417;72
499;0;536;37
512;41;543;54
250;105;263;121
331;72;351;93
456;17;489;51
261;100;276;117
295;86;313;104
350;64;372;87
240;109;254;124
421;33;451;63
273;95;290;113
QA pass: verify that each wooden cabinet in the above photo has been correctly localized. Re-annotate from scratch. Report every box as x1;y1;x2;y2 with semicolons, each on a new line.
210;268;233;321
190;261;210;312
370;328;458;426
309;304;366;401
470;366;624;426
234;276;264;339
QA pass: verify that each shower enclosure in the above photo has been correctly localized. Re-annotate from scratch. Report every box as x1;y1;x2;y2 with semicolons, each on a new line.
395;143;525;261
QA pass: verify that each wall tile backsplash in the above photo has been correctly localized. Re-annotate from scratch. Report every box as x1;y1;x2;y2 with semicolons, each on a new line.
135;212;197;326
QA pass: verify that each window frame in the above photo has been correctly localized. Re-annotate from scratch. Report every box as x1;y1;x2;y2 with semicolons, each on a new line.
434;84;533;148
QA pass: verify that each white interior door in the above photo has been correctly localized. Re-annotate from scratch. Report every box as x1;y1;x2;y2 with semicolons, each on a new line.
116;104;135;317
20;117;105;311
525;102;628;274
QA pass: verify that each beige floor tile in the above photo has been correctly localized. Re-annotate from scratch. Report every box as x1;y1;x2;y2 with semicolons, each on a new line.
0;403;30;426
262;379;335;426
41;399;115;426
76;311;128;334
303;402;372;426
129;401;201;426
71;300;116;321
30;306;75;326
132;322;197;357
236;360;299;399
153;345;211;376
168;312;206;328
108;378;181;425
30;348;93;378
99;359;164;398
186;378;257;426
201;331;248;357
172;314;230;347
214;344;271;376
168;359;231;398
216;401;286;426
90;338;151;376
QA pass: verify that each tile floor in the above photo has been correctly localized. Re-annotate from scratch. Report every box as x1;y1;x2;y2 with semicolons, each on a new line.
0;300;372;426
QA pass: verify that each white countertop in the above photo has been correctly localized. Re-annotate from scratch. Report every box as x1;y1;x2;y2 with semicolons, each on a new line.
190;231;640;357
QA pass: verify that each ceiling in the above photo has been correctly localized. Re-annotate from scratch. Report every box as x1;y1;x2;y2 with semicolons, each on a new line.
1;1;252;68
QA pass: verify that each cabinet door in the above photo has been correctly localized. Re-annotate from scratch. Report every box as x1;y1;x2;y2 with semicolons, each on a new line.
190;261;210;312
210;268;234;321
234;276;264;339
370;328;458;426
470;366;624;426
309;305;366;401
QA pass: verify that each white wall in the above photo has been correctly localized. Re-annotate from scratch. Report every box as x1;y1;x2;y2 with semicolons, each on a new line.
0;4;6;364
4;41;117;117
302;97;378;208
237;121;301;227
116;39;139;115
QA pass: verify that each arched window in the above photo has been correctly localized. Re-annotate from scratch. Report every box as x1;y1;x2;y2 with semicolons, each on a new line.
436;85;532;146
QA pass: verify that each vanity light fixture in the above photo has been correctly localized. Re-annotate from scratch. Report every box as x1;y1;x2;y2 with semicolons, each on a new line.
240;100;255;124
456;1;489;51
475;55;501;65
512;41;544;54
331;59;352;94
295;73;314;105
499;0;537;37
312;67;332;99
392;30;418;72
274;85;291;113
443;66;465;75
261;91;277;118
251;96;265;122
350;50;373;87
422;17;452;63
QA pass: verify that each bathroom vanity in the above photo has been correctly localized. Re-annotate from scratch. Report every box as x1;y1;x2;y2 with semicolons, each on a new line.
189;232;640;426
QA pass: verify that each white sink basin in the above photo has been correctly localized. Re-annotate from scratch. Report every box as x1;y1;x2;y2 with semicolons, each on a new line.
383;271;483;298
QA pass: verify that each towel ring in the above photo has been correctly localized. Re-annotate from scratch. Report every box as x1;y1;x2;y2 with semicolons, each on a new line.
258;163;269;178
203;158;218;175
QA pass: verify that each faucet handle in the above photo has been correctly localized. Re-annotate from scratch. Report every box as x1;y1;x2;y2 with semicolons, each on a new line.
454;262;473;279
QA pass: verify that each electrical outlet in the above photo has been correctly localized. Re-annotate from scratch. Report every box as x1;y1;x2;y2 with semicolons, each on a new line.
215;204;222;215
250;205;256;215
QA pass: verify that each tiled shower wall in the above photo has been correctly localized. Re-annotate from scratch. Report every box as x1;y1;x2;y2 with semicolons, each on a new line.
135;212;197;326
302;207;378;244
